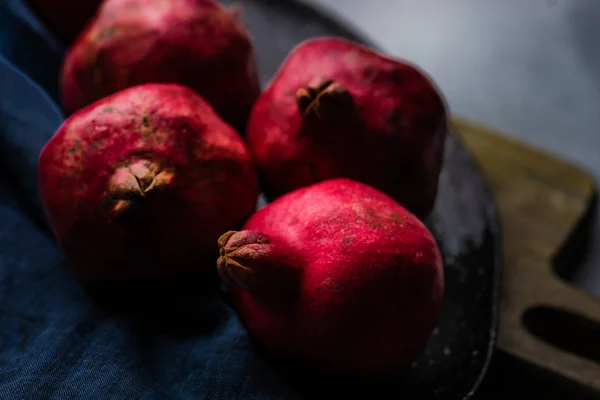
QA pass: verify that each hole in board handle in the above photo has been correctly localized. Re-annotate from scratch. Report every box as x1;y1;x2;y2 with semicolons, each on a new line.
522;306;600;364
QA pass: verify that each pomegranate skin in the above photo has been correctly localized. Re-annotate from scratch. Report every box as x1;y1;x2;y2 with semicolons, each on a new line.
218;178;444;379
246;37;449;218
39;83;259;282
25;0;102;44
60;0;260;132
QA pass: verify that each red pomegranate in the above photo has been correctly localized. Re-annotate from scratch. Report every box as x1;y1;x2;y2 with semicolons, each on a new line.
246;37;449;218
25;0;102;44
39;83;259;283
60;0;260;132
217;178;444;379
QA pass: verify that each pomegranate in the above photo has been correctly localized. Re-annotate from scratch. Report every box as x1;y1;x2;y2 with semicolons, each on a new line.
25;0;102;44
60;0;260;132
246;36;449;218
217;178;444;379
39;83;258;283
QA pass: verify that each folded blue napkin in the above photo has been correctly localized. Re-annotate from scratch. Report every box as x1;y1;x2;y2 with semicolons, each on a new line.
0;2;300;398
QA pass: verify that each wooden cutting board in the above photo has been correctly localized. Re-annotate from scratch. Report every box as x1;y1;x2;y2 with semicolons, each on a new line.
452;118;600;397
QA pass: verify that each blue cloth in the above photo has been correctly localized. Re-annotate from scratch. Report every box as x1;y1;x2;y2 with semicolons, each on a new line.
0;2;300;398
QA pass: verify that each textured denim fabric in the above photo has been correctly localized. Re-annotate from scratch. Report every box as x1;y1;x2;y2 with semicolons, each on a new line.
0;2;300;398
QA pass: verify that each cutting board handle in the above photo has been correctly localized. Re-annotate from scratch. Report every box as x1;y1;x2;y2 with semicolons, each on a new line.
453;118;600;394
520;192;600;383
520;264;600;388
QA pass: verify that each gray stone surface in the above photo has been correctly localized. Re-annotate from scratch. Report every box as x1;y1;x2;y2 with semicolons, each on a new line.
308;0;600;294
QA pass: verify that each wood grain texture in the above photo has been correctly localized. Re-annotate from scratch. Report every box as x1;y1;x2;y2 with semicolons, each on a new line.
453;117;600;394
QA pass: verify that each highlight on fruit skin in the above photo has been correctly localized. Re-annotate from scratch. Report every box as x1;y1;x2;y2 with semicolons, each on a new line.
38;83;259;283
217;178;444;380
246;36;449;219
60;0;260;133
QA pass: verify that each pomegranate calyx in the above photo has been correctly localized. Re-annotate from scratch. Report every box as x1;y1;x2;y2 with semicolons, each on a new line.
217;230;265;292
295;78;353;118
106;159;174;213
217;230;300;294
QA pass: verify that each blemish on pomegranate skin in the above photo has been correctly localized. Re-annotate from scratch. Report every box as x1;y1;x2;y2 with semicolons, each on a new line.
141;114;151;128
321;276;341;293
96;26;117;40
363;207;378;221
390;213;403;223
360;207;387;230
363;65;376;81
139;114;154;138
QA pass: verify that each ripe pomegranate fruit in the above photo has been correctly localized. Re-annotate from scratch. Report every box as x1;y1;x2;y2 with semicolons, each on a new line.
25;0;102;44
217;178;444;379
246;37;449;218
39;83;258;283
60;0;260;132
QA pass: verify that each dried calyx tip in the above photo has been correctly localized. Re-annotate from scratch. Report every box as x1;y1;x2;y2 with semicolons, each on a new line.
107;160;174;213
218;230;238;252
295;78;353;118
217;230;262;292
217;231;299;294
